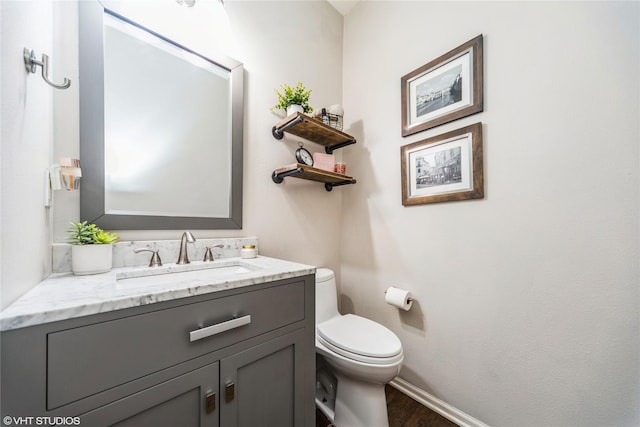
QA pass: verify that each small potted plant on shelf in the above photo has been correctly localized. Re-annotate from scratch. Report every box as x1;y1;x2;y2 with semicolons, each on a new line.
67;221;119;275
270;82;313;117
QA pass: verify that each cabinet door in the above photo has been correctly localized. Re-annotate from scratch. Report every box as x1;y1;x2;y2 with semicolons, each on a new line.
80;363;219;427
220;329;306;427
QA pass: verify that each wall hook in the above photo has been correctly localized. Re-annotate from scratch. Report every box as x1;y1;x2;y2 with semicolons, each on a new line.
23;48;71;90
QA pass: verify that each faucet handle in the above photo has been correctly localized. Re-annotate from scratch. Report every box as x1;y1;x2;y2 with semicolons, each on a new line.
134;248;162;267
203;244;224;262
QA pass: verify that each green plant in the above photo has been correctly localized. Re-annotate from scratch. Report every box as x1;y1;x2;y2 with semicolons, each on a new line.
67;221;119;245
270;82;313;113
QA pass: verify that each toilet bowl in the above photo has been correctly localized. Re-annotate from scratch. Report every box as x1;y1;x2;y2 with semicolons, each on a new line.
315;268;403;427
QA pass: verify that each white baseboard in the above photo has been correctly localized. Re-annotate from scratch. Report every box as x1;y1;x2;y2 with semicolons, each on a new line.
389;377;490;427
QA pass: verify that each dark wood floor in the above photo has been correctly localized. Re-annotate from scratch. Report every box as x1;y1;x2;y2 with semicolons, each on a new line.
316;385;459;427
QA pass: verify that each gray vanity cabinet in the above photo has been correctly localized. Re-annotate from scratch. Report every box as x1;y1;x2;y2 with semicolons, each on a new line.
82;363;220;426
220;329;306;426
1;275;315;427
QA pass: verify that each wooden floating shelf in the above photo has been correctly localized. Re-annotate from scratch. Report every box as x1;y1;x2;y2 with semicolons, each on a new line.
272;112;356;154
272;163;356;192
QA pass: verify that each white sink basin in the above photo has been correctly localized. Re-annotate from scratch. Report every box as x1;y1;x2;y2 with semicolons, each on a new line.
116;261;260;287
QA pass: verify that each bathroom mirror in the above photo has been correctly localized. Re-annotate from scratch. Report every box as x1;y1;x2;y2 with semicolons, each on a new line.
79;1;243;229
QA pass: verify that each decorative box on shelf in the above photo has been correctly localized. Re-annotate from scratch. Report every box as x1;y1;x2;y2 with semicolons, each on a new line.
312;152;335;172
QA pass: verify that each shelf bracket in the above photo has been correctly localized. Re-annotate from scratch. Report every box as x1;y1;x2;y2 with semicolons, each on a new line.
324;179;357;192
272;115;305;140
272;168;304;184
324;139;357;154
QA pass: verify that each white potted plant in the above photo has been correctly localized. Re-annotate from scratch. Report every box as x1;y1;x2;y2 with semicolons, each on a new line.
67;221;119;275
270;82;313;116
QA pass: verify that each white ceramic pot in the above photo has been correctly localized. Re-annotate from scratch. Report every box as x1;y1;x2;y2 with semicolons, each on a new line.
71;244;113;275
286;104;304;116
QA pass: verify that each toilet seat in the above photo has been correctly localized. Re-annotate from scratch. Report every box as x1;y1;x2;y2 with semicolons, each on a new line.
317;314;403;365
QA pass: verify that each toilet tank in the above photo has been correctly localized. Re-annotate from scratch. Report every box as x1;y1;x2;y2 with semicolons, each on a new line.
315;268;340;324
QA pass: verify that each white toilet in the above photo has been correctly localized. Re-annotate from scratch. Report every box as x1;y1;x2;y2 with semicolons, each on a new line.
315;268;403;427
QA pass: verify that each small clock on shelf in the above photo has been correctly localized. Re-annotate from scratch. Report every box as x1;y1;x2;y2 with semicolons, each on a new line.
295;143;313;166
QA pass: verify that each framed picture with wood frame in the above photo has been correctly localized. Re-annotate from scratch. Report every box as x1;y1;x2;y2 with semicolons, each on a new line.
401;34;483;137
401;122;483;206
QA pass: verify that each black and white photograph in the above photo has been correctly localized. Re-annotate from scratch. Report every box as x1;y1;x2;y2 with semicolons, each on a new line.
414;145;462;189
401;122;484;205
415;66;462;119
401;34;483;137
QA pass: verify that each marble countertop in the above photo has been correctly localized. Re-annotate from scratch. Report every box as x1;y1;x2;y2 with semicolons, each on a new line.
0;256;315;332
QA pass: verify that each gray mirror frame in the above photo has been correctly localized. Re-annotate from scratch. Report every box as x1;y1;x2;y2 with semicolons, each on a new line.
79;1;243;230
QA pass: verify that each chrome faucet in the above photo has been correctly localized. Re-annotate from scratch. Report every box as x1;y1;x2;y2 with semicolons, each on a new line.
176;231;196;264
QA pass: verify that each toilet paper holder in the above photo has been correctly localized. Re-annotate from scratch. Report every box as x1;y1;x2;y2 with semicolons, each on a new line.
384;289;413;302
384;287;414;311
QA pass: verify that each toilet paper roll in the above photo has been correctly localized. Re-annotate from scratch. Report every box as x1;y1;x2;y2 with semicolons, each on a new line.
385;287;413;311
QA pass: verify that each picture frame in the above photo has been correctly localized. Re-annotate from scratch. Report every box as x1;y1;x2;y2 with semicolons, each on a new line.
401;122;483;206
401;34;483;137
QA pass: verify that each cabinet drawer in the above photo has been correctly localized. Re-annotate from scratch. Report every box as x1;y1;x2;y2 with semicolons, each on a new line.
47;280;305;409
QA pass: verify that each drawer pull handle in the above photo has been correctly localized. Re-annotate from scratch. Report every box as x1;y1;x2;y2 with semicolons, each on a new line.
189;315;252;342
225;382;235;403
205;392;216;414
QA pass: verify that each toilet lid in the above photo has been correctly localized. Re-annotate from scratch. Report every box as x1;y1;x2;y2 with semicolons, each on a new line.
317;314;402;358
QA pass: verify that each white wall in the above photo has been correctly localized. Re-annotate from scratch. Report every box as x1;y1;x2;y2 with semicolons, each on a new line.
1;0;345;307
1;1;56;309
224;0;345;269
341;1;639;426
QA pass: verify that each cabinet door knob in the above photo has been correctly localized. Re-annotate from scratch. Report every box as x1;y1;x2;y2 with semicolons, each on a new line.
205;392;216;414
225;382;235;403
